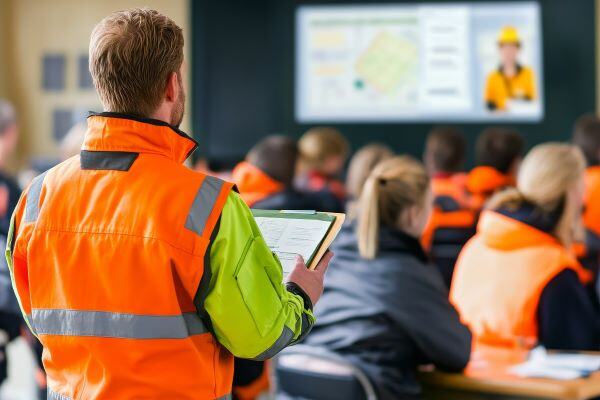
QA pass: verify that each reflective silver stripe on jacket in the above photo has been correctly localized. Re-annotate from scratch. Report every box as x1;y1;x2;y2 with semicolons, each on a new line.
30;309;209;339
252;326;295;361
47;388;71;400
24;171;48;223
185;175;225;236
48;387;230;399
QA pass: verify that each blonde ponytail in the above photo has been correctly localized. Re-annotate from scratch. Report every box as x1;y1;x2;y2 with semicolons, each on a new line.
357;156;429;259
357;174;381;259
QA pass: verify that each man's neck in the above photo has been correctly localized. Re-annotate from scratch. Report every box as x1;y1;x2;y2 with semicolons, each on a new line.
149;106;172;125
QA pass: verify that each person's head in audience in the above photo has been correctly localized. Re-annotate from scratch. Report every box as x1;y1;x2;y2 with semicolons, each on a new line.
298;127;349;179
475;127;524;177
346;143;394;201
233;135;307;208
246;135;298;187
59;122;87;161
573;113;600;166
488;143;586;248
0;99;18;170
89;8;185;126
358;156;431;259
423;126;466;176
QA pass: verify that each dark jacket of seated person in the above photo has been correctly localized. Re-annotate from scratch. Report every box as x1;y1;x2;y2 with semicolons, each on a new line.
304;156;472;400
451;143;600;351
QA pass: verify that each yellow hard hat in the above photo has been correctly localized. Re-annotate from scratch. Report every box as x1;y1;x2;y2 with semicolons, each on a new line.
498;26;520;45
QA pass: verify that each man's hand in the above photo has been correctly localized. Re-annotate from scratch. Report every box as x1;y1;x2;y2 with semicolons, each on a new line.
286;251;333;308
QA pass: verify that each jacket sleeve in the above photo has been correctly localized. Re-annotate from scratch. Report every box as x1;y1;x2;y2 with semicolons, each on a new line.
5;190;34;335
395;267;472;371
203;191;314;360
537;269;600;351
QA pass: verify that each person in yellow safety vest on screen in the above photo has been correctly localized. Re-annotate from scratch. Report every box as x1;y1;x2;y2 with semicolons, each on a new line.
6;8;332;400
485;26;536;111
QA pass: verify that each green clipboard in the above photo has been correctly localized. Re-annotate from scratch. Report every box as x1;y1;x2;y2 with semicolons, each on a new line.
251;210;345;270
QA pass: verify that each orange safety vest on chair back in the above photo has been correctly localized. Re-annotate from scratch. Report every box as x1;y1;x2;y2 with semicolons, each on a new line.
450;211;591;349
10;114;235;399
422;173;475;250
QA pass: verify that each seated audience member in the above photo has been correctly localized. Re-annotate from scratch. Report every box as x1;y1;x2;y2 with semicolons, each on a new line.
345;143;394;216
468;127;524;211
451;143;600;351
0;100;24;389
305;156;472;400
232;135;326;210
422;126;476;287
572;114;600;273
296;127;349;212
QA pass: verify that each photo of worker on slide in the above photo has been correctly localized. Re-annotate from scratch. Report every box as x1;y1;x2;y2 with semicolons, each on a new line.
484;26;537;113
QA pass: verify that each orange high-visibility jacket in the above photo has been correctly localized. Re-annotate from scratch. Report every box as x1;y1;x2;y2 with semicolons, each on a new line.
422;173;475;251
584;166;600;238
232;161;284;207
7;114;312;400
466;166;515;212
450;211;591;349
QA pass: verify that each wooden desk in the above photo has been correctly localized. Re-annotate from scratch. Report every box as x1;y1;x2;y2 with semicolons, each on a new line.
418;346;600;400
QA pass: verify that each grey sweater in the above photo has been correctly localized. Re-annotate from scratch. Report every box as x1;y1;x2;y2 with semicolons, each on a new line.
305;223;471;399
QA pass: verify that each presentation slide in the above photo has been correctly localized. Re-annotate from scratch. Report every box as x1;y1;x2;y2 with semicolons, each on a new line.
295;2;543;123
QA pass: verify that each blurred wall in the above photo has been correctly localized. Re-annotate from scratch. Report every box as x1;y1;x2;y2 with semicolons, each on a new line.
0;0;10;98
0;0;190;170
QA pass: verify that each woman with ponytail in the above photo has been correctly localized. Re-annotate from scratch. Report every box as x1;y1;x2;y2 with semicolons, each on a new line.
451;143;600;351
305;156;471;400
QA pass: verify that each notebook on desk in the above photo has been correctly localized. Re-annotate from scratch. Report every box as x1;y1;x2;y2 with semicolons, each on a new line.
510;347;600;380
252;210;345;274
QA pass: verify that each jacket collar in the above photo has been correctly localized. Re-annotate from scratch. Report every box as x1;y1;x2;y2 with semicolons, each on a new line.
586;165;600;179
337;221;428;263
497;62;523;75
231;161;284;206
83;112;198;163
477;210;562;251
467;166;514;195
431;172;469;205
379;225;429;263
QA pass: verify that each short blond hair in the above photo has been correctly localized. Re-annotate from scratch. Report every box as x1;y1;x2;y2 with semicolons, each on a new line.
298;127;349;172
488;143;586;247
89;8;184;117
357;156;429;259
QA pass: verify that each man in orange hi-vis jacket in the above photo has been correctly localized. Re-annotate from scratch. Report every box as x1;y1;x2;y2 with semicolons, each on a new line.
6;9;332;400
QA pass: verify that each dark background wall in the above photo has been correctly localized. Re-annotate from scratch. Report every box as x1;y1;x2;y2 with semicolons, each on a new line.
191;0;596;167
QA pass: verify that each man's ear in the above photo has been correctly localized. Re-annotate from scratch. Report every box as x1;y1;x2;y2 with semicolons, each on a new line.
165;72;179;103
